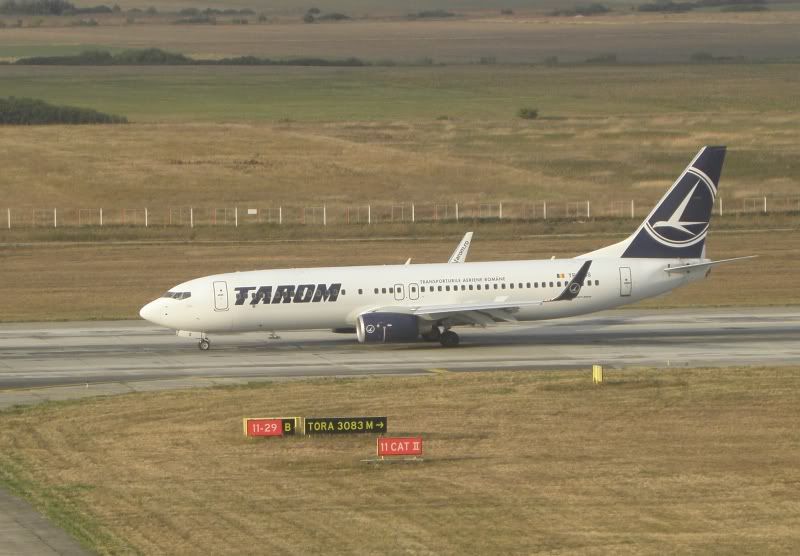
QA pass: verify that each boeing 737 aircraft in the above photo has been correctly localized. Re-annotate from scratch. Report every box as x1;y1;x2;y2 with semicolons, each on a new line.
140;146;752;350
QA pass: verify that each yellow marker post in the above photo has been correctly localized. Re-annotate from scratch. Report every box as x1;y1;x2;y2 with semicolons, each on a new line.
592;365;603;384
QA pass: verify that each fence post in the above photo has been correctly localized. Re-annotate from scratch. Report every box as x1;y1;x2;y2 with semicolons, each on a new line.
279;206;283;225
764;196;767;214
719;196;723;216
100;208;103;226
543;201;547;220
586;200;590;218
190;207;194;228
368;204;371;225
145;208;148;228
235;207;238;228
455;203;459;221
323;205;327;226
499;202;503;220
631;199;635;218
54;208;57;228
7;208;10;229
411;203;415;223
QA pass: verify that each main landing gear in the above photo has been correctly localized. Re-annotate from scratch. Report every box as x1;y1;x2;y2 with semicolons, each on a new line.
439;330;460;348
198;338;210;351
422;325;460;347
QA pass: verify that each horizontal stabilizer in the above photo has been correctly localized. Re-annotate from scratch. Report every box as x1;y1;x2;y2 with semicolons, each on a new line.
663;255;757;274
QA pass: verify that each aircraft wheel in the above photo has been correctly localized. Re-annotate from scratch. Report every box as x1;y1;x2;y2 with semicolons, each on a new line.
439;330;460;348
198;338;210;351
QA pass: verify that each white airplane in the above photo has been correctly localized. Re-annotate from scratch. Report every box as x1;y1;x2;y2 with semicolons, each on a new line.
140;146;752;350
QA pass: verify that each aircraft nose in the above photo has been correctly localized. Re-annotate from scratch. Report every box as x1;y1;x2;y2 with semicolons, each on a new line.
139;300;161;324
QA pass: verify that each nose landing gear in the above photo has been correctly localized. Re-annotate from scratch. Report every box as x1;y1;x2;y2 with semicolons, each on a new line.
198;338;210;351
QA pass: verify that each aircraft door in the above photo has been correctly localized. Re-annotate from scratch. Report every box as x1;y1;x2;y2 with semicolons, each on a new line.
213;281;229;311
619;267;632;297
393;284;405;301
408;283;420;301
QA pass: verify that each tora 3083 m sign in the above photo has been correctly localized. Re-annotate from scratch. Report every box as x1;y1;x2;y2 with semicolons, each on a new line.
304;416;387;435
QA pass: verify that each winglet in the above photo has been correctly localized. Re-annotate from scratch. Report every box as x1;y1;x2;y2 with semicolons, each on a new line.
449;232;473;263
549;260;592;302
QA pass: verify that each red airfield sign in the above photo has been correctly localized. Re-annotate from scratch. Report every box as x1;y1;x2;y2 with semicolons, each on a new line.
243;417;299;437
377;436;423;457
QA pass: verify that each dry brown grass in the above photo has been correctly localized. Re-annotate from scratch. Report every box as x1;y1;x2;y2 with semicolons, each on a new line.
0;229;794;322
1;366;799;553
2;12;800;62
1;114;798;209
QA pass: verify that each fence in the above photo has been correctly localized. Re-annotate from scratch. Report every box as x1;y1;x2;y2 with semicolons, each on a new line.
3;196;798;229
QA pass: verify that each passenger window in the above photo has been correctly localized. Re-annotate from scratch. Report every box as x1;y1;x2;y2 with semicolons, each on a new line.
510;283;514;289
381;288;387;294
341;290;346;295
468;285;473;290
438;286;443;292
389;287;394;294
446;286;450;291
358;289;363;294
494;284;498;290
476;284;481;290
501;284;506;289
595;280;600;286
557;282;561;287
420;286;425;293
549;282;554;287
412;287;416;292
461;285;465;291
526;282;531;288
374;288;378;294
534;283;539;288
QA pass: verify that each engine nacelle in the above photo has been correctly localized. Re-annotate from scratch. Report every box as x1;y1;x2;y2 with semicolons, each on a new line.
356;312;420;343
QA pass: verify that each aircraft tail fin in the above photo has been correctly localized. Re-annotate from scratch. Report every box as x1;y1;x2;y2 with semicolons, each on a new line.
582;146;725;259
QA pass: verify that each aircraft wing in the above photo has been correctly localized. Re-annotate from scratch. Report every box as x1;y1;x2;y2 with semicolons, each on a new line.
448;232;473;263
367;261;592;326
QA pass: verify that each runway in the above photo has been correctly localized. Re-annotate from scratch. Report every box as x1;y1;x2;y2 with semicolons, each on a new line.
1;306;798;408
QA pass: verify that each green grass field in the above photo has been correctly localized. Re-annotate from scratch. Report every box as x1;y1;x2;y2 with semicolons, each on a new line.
1;64;799;122
1;367;798;553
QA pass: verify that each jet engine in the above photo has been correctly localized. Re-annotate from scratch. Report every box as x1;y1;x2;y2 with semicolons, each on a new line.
356;312;420;343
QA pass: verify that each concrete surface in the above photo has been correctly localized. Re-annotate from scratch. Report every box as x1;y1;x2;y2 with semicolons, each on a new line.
2;307;798;407
0;488;88;556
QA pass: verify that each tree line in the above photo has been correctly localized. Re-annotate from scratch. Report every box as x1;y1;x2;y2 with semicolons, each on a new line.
15;48;369;67
0;97;127;124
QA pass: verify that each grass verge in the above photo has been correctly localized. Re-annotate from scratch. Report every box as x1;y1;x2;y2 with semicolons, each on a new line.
1;367;799;553
0;228;794;322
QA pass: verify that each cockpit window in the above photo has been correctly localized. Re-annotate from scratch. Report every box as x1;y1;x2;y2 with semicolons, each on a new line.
161;291;191;300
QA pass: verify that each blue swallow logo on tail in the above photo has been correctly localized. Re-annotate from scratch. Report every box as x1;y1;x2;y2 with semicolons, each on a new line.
621;146;724;258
